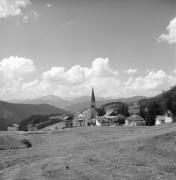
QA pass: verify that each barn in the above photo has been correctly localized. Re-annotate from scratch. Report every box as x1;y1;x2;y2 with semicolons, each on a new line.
125;114;145;126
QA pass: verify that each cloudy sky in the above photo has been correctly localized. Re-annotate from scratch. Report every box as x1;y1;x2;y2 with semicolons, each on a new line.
0;0;176;100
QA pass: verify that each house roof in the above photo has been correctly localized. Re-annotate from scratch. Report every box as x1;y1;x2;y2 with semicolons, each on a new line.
100;117;111;123
126;114;144;122
104;115;117;119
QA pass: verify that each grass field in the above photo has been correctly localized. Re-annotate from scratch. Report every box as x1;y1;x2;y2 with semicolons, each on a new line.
1;124;176;180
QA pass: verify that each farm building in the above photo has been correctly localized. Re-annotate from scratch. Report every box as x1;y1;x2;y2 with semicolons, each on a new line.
125;114;145;126
7;124;19;131
96;114;126;126
98;117;111;126
155;116;165;125
155;110;173;125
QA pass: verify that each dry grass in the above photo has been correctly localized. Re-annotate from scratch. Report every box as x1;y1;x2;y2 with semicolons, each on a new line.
1;124;176;179
0;135;26;150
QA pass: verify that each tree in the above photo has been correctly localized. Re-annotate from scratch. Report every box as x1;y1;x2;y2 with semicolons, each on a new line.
96;107;106;117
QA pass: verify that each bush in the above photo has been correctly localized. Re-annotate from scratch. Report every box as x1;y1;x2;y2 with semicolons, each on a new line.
20;139;32;148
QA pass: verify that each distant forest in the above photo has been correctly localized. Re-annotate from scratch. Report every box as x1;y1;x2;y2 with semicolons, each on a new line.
97;102;129;117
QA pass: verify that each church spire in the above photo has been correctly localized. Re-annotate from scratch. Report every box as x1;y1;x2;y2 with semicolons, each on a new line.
90;88;96;119
91;88;95;105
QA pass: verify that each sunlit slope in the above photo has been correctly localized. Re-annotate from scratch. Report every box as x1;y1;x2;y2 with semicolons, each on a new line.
1;123;176;179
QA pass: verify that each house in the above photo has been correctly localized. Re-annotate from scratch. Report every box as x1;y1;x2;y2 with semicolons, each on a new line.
155;116;165;125
96;119;101;126
63;115;73;128
98;117;111;126
165;110;173;123
96;113;126;126
125;114;145;126
95;116;112;126
7;124;19;131
155;110;173;125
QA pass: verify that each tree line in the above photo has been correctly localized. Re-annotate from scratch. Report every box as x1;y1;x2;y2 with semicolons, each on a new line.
139;86;176;125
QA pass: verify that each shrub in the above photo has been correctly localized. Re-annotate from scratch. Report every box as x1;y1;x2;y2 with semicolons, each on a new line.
20;139;32;148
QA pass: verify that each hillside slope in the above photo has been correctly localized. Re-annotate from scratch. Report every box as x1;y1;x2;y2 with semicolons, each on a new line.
0;101;66;130
9;95;146;113
1;124;176;179
10;95;70;108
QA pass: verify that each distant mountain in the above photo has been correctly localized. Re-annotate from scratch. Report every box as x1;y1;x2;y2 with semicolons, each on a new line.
0;101;66;130
9;95;146;114
9;95;108;111
66;96;146;113
70;96;108;104
10;95;70;108
65;100;105;113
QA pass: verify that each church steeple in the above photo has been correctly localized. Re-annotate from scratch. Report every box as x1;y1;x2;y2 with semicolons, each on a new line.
91;88;95;106
90;88;96;119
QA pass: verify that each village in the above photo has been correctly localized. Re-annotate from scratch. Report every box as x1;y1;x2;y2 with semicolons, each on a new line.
73;89;173;127
6;88;174;132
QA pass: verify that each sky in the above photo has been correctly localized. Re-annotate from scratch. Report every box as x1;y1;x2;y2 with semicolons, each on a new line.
0;0;176;100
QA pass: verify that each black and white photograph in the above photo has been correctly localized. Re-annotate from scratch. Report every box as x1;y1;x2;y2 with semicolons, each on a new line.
0;0;176;179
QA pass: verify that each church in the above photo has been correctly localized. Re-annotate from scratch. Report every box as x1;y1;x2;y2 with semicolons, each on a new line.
73;88;97;127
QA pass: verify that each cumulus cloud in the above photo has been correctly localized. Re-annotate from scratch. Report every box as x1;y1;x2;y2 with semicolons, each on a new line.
158;17;176;44
42;58;118;86
46;4;52;8
0;56;35;79
124;68;138;75
0;56;36;99
0;0;31;18
0;57;176;100
125;70;176;96
23;11;38;22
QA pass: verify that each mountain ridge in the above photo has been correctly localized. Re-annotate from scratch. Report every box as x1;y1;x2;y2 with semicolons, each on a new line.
0;101;66;130
8;95;147;113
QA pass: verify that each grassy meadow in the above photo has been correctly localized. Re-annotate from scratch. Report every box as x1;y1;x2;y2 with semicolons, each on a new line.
1;124;176;179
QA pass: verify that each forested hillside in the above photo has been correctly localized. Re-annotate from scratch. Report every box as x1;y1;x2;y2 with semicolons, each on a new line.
97;101;129;117
139;86;176;125
0;101;66;130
